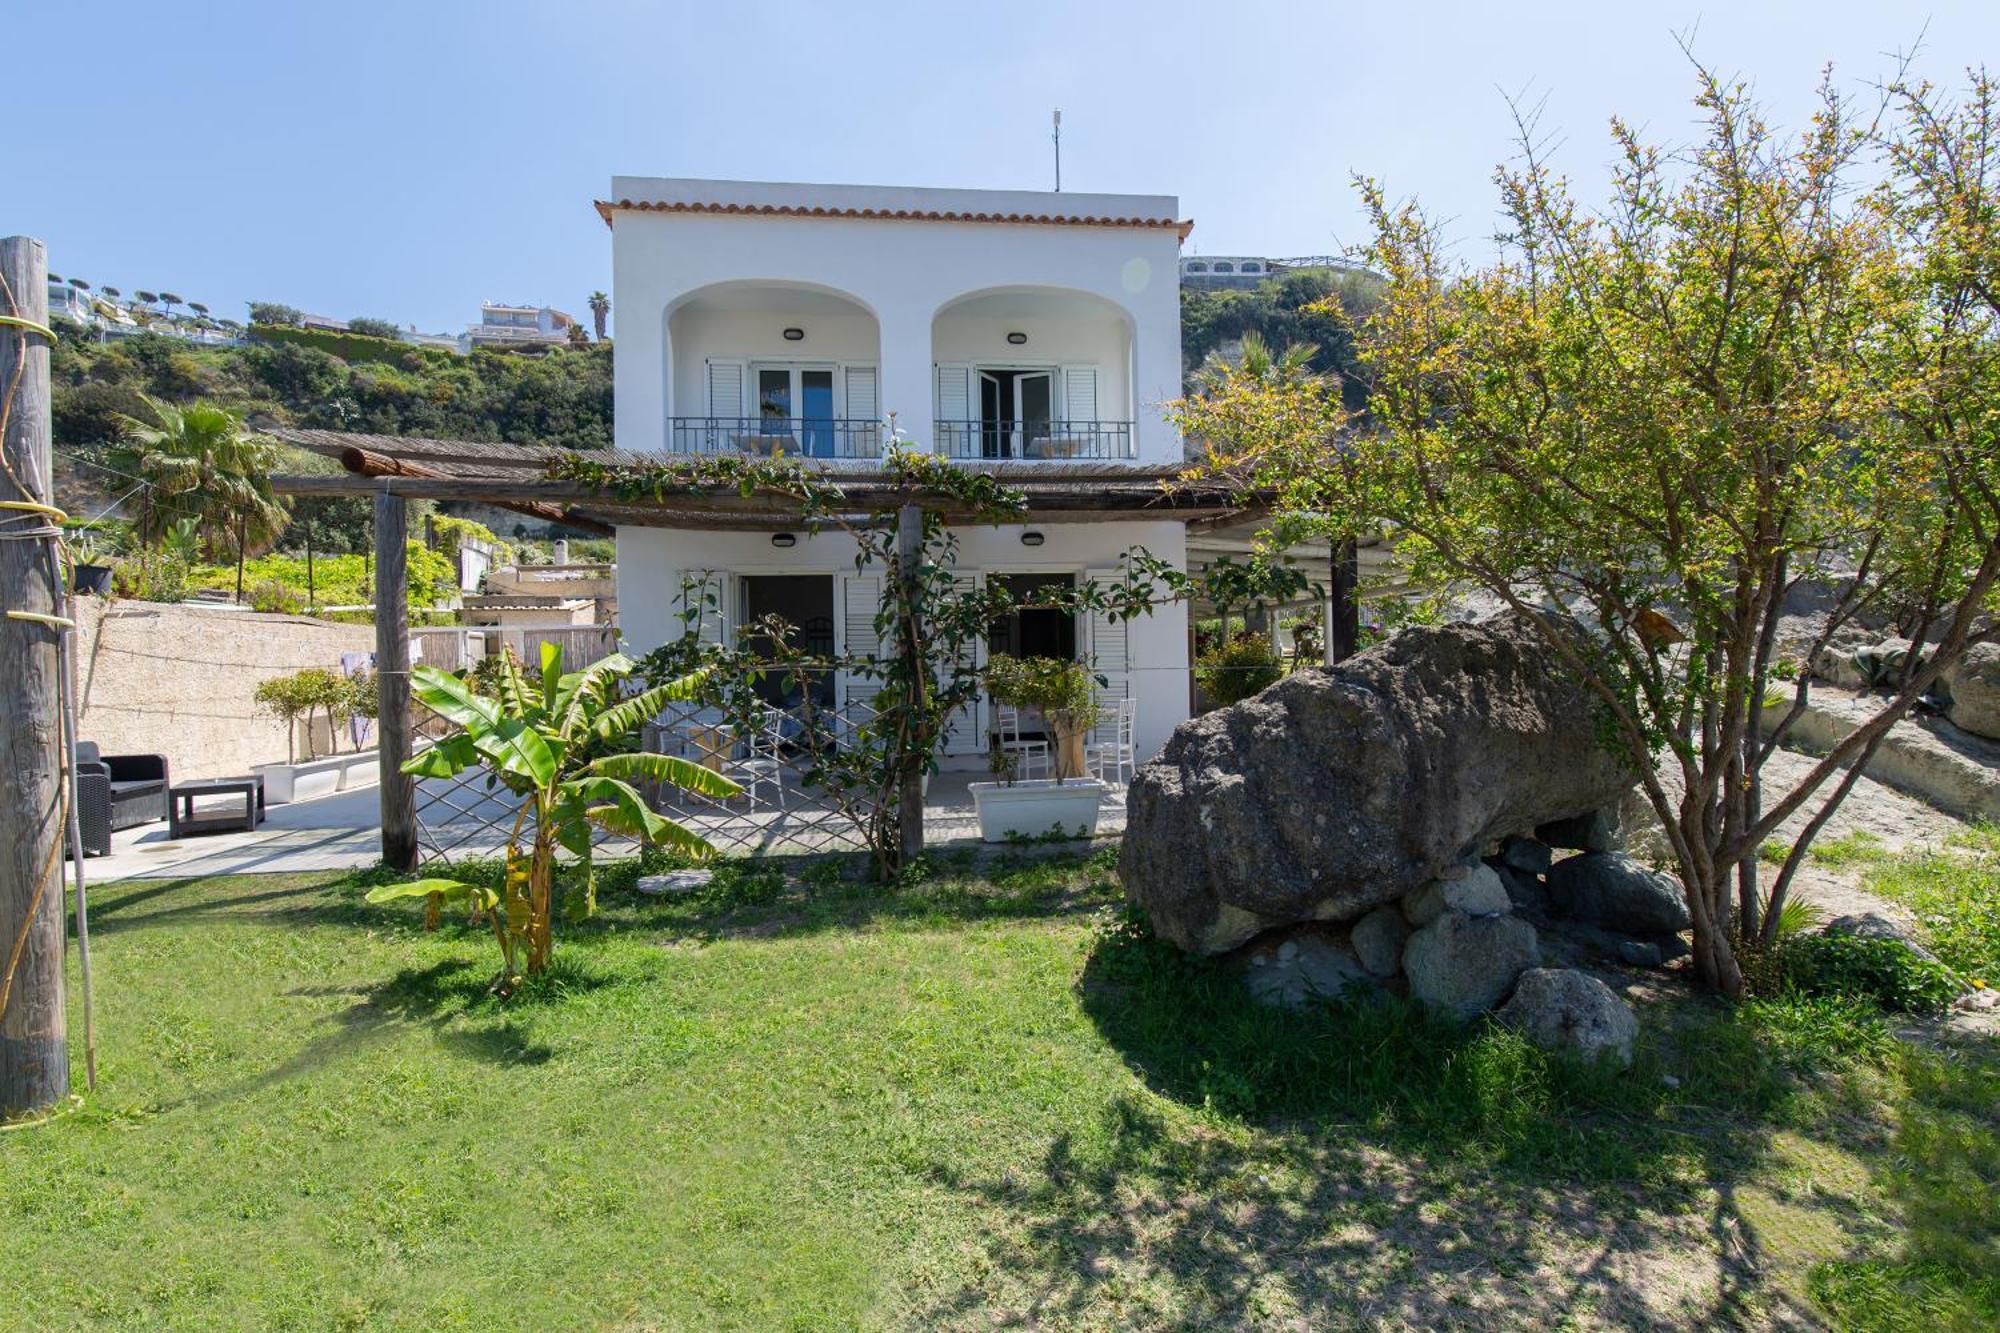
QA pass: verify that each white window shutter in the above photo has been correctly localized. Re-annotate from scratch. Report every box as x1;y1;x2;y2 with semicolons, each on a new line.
843;364;879;431
940;572;985;756
1062;365;1100;424
837;573;889;725
1083;567;1130;747
706;359;747;419
670;569;728;646
934;362;972;454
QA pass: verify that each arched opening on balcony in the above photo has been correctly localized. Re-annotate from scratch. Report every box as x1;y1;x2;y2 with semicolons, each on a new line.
930;287;1136;462
663;281;882;458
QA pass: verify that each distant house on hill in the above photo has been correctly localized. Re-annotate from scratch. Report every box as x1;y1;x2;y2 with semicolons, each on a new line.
1179;254;1379;290
466;302;578;350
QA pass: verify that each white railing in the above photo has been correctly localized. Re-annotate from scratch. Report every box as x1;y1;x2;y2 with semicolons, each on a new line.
409;623;620;673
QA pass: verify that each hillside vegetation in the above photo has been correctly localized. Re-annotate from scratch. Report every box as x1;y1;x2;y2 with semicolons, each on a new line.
50;325;614;457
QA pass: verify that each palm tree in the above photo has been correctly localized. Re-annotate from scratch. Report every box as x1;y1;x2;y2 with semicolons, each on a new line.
111;398;289;600
1192;329;1319;395
588;290;610;342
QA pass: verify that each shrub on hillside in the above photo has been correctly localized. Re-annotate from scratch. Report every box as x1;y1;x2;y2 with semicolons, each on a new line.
1767;931;1963;1016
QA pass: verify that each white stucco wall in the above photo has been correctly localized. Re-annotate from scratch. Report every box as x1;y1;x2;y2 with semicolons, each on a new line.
609;180;1184;464
615;518;1191;762
668;305;882;417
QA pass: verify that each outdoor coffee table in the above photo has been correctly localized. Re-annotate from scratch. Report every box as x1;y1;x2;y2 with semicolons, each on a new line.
167;777;266;839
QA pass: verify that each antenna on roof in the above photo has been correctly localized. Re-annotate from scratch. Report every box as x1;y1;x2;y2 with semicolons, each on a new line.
1052;108;1062;192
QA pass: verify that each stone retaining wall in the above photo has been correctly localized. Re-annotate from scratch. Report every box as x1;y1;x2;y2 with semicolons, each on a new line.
75;599;375;781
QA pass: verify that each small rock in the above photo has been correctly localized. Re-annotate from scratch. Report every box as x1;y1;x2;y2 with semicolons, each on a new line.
1955;987;1999;1014
1497;835;1554;876
1617;940;1664;968
1548;853;1693;934
1402;864;1512;927
1350;905;1411;978
1244;936;1376;1008
636;869;713;896
1402;910;1540;1021
1493;864;1550;915
1495;968;1639;1068
1822;912;1940;964
1944;641;2000;739
1537;808;1622;853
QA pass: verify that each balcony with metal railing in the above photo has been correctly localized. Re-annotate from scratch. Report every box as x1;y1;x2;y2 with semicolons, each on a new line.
931;419;1136;462
667;416;887;459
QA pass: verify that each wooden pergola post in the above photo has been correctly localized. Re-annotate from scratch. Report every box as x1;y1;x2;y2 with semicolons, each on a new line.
374;482;417;870
0;235;68;1117
1327;539;1359;664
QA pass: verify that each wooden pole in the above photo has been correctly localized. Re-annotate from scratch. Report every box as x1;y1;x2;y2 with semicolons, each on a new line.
895;502;925;869
374;483;417;870
0;236;69;1117
1328;539;1359;664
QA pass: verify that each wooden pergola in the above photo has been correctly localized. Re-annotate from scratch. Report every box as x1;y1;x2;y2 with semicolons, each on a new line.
264;428;1339;868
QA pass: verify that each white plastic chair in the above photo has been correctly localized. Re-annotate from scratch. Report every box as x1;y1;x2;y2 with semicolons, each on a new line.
994;704;1050;780
724;706;789;811
1090;697;1138;787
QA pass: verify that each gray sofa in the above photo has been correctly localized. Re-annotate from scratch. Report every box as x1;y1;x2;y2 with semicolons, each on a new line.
73;742;170;857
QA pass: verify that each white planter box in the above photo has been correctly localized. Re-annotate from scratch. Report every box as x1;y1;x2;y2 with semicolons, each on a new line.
969;779;1107;842
254;751;381;804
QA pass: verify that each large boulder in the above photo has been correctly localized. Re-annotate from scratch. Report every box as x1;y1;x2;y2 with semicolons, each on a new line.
1495;968;1639;1067
1945;642;2000;740
1403;911;1540;1021
1547;853;1692;934
1119;615;1637;954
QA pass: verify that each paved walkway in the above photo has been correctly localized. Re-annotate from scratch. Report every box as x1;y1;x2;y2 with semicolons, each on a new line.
85;773;1129;883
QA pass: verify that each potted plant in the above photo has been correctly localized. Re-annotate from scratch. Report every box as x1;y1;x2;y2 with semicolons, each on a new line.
70;533;116;597
251;667;382;802
970;654;1108;842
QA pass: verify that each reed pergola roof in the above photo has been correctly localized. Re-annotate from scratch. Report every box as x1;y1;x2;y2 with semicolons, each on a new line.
263;428;1270;533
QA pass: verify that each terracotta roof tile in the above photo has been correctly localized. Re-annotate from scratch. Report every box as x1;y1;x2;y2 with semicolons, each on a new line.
593;198;1194;241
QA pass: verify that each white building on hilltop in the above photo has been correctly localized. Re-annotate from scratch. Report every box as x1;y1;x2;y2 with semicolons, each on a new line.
602;176;1199;765
468;302;578;349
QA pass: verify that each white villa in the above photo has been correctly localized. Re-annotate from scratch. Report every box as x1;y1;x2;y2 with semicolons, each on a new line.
600;176;1197;766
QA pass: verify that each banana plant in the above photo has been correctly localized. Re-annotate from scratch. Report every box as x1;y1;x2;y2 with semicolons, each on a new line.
366;644;740;991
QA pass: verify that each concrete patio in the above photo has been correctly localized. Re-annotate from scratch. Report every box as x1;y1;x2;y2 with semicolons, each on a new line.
84;772;1129;882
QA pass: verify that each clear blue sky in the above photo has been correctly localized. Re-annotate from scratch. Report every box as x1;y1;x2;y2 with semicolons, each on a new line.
10;2;1994;335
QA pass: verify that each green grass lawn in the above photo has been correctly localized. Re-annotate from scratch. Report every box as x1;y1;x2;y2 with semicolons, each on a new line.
3;849;1996;1330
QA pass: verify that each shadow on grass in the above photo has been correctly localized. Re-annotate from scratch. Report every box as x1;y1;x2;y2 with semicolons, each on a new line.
1806;1029;2000;1328
912;1088;1806;1330
917;907;1931;1329
169;955;627;1114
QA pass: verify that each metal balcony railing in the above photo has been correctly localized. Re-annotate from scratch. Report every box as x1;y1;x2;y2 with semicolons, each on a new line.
668;417;886;459
932;419;1136;462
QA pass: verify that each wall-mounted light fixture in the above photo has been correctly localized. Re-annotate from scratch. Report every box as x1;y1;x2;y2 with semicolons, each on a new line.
770;532;798;548
1019;531;1046;547
1006;330;1028;345
782;327;805;341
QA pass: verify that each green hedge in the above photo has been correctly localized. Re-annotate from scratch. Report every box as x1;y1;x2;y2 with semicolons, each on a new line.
249;323;444;369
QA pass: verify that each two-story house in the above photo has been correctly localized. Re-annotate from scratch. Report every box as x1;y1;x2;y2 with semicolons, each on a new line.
602;176;1196;765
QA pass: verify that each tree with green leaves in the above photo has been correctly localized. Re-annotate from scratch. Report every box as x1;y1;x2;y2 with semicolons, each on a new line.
588;290;610;342
367;646;737;990
112;397;289;601
1176;65;2000;998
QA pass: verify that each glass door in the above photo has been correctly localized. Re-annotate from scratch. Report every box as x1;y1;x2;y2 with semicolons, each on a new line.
1015;372;1052;456
753;365;837;455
